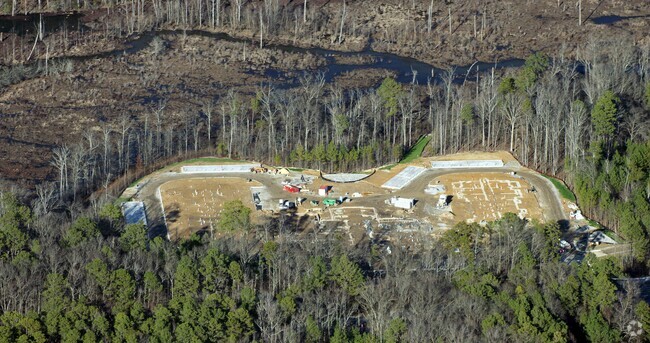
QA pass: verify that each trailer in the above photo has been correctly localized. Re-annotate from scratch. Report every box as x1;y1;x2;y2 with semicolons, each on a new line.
389;197;415;210
318;185;331;196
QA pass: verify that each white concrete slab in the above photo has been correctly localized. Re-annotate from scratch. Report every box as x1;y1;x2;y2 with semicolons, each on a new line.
382;166;426;190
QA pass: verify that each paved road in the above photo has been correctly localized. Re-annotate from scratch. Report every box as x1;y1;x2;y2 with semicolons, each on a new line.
134;166;568;239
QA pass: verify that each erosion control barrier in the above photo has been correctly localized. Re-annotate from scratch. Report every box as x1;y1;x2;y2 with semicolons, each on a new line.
180;164;258;173
430;160;504;169
321;170;375;183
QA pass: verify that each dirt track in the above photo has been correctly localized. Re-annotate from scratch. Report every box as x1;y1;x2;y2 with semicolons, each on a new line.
134;163;567;240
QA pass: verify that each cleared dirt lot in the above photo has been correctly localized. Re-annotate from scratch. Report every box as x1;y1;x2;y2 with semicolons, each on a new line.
431;172;543;223
133;152;566;243
159;177;263;240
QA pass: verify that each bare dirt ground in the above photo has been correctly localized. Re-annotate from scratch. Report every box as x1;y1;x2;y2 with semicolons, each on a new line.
431;172;543;223
159;177;263;240
364;164;409;187
133;152;565;243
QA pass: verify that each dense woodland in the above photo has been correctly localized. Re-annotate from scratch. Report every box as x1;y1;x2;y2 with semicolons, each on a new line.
1;0;650;342
0;191;649;342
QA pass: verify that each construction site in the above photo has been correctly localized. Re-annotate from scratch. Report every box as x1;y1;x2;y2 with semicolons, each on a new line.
120;152;581;248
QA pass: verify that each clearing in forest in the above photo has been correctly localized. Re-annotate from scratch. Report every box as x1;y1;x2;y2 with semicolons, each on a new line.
159;177;262;240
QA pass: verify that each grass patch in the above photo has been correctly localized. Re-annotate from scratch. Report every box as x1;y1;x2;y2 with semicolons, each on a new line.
288;167;305;172
114;197;130;205
543;175;576;202
380;163;397;170
588;219;600;228
129;177;145;188
400;135;431;164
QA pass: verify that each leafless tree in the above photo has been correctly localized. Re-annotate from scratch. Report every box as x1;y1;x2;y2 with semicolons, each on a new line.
34;182;58;216
51;145;70;199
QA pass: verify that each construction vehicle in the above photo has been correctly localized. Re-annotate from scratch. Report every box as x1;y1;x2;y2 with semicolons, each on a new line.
250;167;268;173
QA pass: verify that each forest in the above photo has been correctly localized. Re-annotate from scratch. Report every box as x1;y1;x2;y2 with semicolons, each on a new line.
2;44;650;339
0;0;650;342
0;191;649;342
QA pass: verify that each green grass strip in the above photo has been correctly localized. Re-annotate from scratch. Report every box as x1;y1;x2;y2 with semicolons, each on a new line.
400;135;431;164
601;229;623;243
543;175;576;202
379;163;397;170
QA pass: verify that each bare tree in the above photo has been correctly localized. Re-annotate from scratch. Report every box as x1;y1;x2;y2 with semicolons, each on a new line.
338;0;347;45
34;182;58;216
202;99;214;147
51;145;70;199
500;92;525;152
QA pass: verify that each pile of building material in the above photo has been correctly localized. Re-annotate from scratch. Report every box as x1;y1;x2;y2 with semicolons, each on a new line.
589;231;617;245
425;184;446;195
122;201;148;226
436;195;449;209
570;210;586;220
278;199;296;210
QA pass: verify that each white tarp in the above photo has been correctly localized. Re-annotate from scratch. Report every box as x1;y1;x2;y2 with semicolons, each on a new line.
382;166;426;189
589;231;617;245
424;185;446;195
181;164;258;173
322;173;369;182
122;201;147;226
430;160;504;169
